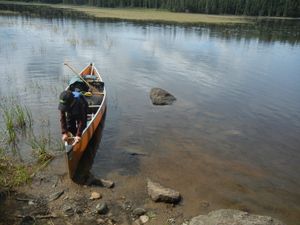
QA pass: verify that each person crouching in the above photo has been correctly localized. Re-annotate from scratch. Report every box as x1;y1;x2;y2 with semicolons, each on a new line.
58;90;88;145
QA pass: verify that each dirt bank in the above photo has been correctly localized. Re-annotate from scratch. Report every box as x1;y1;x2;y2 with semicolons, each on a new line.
0;154;188;225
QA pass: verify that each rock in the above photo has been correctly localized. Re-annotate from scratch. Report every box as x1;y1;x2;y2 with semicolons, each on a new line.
150;88;176;105
140;215;149;224
89;191;102;200
147;179;181;203
48;190;64;201
122;200;132;211
186;209;286;225
96;202;108;214
133;208;147;217
86;174;114;188
19;216;35;225
100;179;114;188
28;200;35;206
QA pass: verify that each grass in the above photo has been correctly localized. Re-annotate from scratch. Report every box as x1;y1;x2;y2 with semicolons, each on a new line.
0;119;59;188
0;155;31;187
0;97;59;188
28;134;54;164
0;1;254;25
69;6;251;24
2;108;16;145
1;100;33;147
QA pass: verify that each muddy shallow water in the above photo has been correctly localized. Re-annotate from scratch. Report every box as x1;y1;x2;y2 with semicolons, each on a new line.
0;15;300;224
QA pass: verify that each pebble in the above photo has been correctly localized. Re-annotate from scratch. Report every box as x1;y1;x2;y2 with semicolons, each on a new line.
89;191;102;200
28;200;35;206
140;215;149;224
133;208;147;217
96;202;108;214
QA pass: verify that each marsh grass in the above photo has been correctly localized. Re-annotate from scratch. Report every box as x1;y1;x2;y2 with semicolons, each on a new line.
29;80;43;91
67;37;79;47
0;97;59;188
28;134;54;164
2;108;17;145
0;98;34;157
82;38;96;47
15;105;27;129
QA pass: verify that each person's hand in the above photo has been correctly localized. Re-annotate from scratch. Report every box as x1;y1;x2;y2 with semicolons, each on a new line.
62;133;68;141
73;136;81;145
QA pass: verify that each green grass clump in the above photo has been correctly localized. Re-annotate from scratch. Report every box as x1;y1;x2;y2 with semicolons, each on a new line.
2;108;16;145
28;135;54;164
1;100;33;148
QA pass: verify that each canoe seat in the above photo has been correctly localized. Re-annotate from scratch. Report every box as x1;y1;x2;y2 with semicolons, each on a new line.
88;105;100;114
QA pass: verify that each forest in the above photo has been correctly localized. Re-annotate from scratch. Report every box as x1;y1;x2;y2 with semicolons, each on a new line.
8;0;300;17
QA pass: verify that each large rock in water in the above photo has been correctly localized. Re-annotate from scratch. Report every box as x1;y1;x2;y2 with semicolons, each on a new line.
150;88;176;105
147;179;181;203
186;209;285;225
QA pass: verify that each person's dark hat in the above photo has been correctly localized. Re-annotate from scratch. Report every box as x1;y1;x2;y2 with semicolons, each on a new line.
58;90;74;111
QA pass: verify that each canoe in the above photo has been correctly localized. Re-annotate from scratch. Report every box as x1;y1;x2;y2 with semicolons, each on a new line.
64;63;107;179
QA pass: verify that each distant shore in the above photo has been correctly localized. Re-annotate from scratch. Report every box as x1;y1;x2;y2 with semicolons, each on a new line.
0;1;297;26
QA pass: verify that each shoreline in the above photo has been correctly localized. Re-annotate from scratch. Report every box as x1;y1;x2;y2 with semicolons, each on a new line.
0;1;298;26
0;155;288;225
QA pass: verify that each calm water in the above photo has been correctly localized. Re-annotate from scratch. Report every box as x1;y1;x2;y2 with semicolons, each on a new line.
0;15;300;224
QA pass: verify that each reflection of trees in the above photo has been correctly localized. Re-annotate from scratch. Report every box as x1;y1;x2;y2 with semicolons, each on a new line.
194;20;300;45
0;2;299;45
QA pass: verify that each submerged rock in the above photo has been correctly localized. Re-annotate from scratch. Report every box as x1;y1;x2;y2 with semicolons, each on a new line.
96;202;108;214
186;209;285;225
150;88;176;105
147;179;181;203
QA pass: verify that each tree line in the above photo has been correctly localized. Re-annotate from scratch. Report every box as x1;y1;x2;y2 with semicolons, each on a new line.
23;0;300;17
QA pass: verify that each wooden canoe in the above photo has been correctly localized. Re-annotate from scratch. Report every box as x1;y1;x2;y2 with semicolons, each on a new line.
64;63;107;179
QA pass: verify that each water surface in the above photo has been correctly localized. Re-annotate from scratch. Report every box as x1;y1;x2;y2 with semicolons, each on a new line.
0;15;300;224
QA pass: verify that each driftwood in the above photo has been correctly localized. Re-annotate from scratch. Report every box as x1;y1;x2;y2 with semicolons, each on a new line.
15;197;35;202
16;214;57;219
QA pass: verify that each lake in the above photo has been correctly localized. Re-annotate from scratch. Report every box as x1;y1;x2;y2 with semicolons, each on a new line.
0;15;299;224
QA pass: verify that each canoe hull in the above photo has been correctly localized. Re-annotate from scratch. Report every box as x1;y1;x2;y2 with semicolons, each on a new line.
64;63;106;179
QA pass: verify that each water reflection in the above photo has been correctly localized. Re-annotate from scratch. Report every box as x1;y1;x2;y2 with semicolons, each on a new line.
73;110;107;184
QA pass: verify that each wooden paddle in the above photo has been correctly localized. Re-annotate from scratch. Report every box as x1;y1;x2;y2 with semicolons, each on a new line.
64;62;98;93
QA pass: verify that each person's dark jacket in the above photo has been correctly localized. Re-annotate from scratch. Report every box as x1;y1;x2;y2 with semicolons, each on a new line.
60;95;88;137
